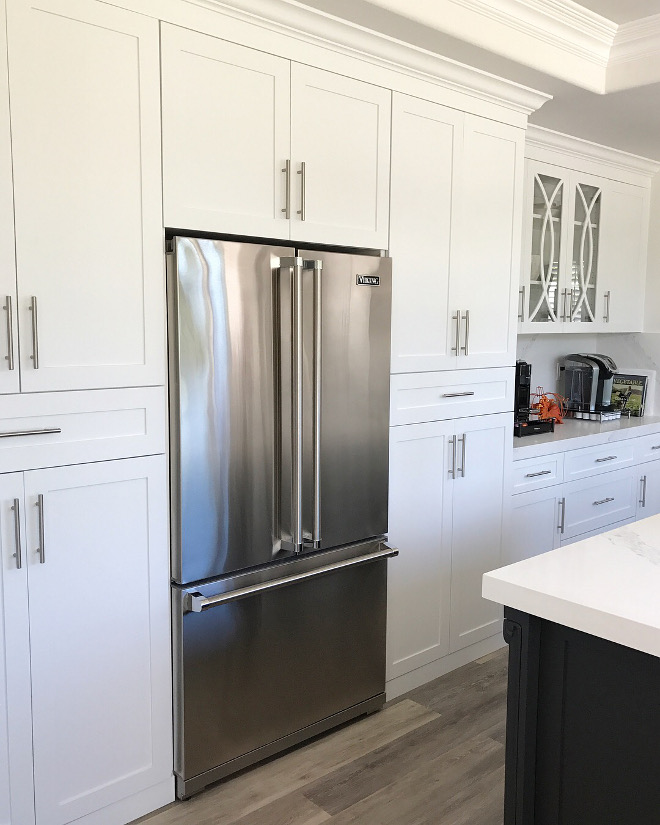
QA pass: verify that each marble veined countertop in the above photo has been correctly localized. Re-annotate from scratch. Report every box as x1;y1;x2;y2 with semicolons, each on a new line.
483;515;660;658
513;415;660;460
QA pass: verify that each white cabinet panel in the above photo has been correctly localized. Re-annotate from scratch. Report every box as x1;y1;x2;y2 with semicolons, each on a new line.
7;0;165;392
161;24;291;239
511;453;564;493
387;421;453;680
449;412;511;652
0;0;18;396
450;116;523;369
0;474;33;825
505;487;562;565
564;440;635;482
598;181;648;332
389;95;463;374
290;64;391;248
23;457;172;825
562;468;638;540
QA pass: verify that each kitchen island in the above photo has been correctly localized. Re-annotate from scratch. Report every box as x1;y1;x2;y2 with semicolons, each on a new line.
483;516;660;825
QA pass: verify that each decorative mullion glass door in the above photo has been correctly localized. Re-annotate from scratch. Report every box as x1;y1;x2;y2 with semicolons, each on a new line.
527;170;564;325
569;179;602;325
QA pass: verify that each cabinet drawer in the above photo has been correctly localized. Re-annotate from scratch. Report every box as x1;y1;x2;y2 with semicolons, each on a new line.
635;431;660;463
564;441;635;481
0;388;166;472
562;469;638;540
512;454;564;493
390;368;513;425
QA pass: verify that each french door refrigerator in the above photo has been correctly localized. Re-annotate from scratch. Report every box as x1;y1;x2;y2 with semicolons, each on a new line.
167;236;397;798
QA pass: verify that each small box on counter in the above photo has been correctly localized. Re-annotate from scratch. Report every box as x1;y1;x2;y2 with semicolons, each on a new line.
514;419;555;438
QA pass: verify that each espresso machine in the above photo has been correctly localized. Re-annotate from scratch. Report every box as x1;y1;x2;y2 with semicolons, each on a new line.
559;353;620;420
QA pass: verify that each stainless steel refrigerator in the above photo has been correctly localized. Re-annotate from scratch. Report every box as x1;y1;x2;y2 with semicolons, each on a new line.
167;236;396;799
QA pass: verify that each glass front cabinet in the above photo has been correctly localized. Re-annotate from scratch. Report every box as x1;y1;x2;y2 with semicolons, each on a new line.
519;161;608;332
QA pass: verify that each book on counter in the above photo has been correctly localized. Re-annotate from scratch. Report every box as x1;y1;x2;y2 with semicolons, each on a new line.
611;373;648;417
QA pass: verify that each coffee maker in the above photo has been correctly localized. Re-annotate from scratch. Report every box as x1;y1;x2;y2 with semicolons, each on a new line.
559;354;618;415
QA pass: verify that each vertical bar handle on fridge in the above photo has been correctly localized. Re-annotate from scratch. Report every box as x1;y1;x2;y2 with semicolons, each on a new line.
281;159;291;219
3;295;14;370
36;494;45;564
29;296;39;369
297;162;306;222
310;258;323;548
291;259;304;553
11;498;21;570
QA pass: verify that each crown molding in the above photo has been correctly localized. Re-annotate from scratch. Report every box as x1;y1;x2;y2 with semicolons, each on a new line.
526;125;660;179
610;13;660;64
180;0;552;115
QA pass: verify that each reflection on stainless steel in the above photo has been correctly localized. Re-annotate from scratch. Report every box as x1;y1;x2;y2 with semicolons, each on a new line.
169;238;288;583
173;542;388;798
168;236;394;798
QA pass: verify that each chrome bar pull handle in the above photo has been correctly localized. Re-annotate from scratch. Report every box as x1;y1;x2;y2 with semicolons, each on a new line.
442;391;475;399
11;499;21;570
4;295;14;370
593;497;615;507
560;289;568;322
281;159;291;219
460;310;470;356
29;296;39;369
297;161;306;221
595;456;617;463
311;258;322;548
518;287;525;322
451;311;460;354
640;475;647;508
291;260;304;553
458;433;467;477
604;290;611;323
448;436;456;479
525;470;551;479
36;494;45;564
0;427;61;439
557;497;566;533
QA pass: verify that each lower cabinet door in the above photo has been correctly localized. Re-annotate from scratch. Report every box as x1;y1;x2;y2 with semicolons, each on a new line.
0;473;34;825
23;457;172;825
386;421;453;680
638;463;660;518
505;487;563;565
449;412;512;653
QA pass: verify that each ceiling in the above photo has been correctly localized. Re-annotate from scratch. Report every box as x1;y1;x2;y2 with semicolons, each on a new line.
294;0;660;160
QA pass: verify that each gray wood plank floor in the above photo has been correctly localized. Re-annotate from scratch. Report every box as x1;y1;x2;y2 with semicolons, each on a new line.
134;648;508;825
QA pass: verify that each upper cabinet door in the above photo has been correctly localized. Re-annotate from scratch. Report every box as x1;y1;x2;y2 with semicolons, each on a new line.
290;64;391;249
450;116;524;369
597;180;648;333
389;94;463;374
161;25;291;239
565;171;604;329
7;0;165;392
0;2;18;396
0;473;34;825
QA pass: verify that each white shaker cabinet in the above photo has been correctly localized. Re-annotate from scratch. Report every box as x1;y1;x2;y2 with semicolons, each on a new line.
504;486;563;566
387;412;511;680
161;25;391;249
0;0;18;396
0;473;34;825
6;0;165;392
390;94;523;373
448;412;511;651
0;457;173;825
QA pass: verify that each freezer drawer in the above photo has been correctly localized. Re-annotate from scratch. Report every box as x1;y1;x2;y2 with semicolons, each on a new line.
173;543;394;797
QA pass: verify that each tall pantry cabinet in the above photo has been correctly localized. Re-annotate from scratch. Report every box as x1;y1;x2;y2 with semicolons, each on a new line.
386;92;522;695
0;2;173;825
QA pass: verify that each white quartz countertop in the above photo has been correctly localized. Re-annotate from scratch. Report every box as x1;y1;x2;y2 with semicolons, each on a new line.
483;515;660;658
513;416;660;460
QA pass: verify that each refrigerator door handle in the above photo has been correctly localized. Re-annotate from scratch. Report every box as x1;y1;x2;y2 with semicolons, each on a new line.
304;258;323;548
291;258;305;553
186;545;399;612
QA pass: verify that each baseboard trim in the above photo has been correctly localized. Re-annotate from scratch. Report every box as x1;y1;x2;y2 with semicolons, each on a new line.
386;634;506;700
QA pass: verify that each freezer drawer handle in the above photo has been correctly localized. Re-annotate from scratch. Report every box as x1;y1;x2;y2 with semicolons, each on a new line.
186;546;399;613
0;427;61;439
